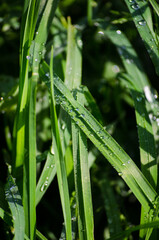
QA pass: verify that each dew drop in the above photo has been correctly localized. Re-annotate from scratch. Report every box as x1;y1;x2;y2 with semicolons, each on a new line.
45;72;50;78
0;96;4;101
144;86;153;102
137;97;142;102
118;172;123;176
138;20;146;26
40;181;48;192
126;58;133;64
131;4;139;10
35;58;38;62
39;51;42;55
98;31;104;35
77;39;83;47
26;55;30;60
75;108;79;111
128;160;130;164
80;113;85;118
116;30;121;34
36;31;38;35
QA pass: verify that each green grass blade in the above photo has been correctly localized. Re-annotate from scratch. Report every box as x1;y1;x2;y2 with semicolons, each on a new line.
124;0;159;75
49;47;72;240
99;172;122;237
5;175;25;240
36;229;48;240
148;0;159;16
102;24;158;238
40;63;158;216
36;151;56;206
103;24;157;189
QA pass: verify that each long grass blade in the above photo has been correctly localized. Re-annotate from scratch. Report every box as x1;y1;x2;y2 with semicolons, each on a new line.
40;62;158;219
49;46;72;240
124;0;159;75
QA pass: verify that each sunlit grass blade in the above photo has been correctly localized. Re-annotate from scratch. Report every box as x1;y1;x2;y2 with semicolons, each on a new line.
36;151;56;206
99;172;122;237
124;0;159;75
49;46;72;239
5;175;25;240
101;24;158;238
40;62;158;219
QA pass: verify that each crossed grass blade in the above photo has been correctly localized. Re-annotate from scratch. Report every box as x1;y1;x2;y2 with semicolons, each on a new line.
101;19;159;238
40;61;158;221
124;0;159;75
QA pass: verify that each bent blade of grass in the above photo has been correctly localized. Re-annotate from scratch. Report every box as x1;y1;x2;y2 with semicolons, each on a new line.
124;0;159;75
36;229;48;240
5;175;25;240
40;62;158;218
36;151;56;206
102;25;158;238
49;47;72;240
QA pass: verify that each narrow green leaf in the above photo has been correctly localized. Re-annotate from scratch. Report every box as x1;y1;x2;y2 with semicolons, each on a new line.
123;0;159;75
5;175;25;240
36;151;56;206
49;46;72;240
40;64;158;212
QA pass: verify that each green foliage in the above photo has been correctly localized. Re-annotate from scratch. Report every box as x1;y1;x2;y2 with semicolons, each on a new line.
1;0;159;239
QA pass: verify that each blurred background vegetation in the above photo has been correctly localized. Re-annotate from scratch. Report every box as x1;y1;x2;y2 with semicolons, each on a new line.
0;0;159;239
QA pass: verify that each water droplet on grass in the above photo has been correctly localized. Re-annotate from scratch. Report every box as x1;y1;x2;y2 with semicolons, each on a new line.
116;30;121;34
131;4;139;10
138;20;146;26
98;31;104;35
118;172;123;176
40;181;48;192
144;86;153;102
35;58;38;62
0;96;4;101
36;31;38;35
137;97;142;102
26;55;30;60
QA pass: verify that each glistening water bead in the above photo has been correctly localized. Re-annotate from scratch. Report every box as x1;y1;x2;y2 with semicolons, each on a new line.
138;20;146;26
131;4;139;10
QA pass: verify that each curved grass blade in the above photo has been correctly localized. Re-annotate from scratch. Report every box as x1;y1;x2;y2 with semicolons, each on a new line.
5;175;25;240
101;24;158;238
40;62;158;216
103;24;157;189
49;47;72;240
36;151;56;206
124;0;159;75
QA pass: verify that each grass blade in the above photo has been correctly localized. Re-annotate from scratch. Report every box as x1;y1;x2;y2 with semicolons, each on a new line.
124;0;159;75
40;62;158;218
49;46;72;240
36;151;56;206
5;175;25;240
